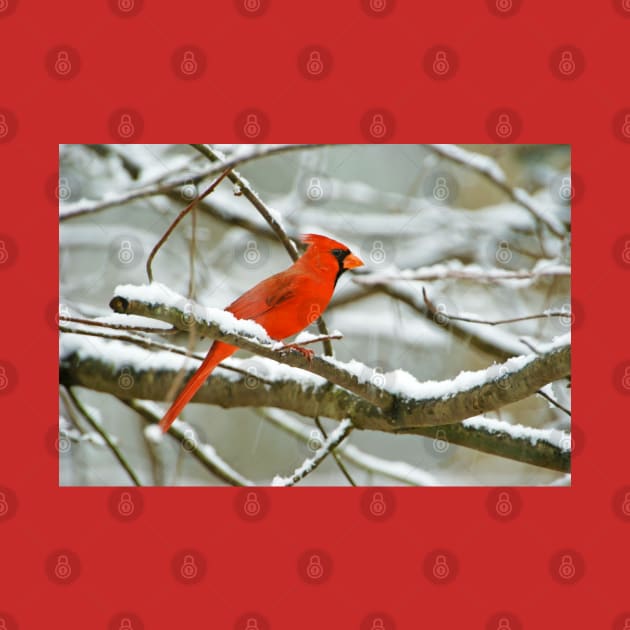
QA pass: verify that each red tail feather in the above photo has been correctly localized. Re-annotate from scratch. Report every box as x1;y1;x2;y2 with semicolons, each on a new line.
158;341;235;432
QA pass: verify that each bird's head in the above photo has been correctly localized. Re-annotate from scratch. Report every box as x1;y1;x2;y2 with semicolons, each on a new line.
300;233;364;284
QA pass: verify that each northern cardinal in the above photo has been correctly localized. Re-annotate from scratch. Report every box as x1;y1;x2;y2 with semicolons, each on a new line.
159;233;364;432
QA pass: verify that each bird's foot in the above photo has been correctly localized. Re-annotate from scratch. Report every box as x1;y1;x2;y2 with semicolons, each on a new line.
277;343;315;362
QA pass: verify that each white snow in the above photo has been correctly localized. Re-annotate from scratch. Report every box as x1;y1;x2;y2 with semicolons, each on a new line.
60;331;327;388
427;144;507;183
144;424;163;443
93;313;173;330
60;334;197;372
462;415;570;451
271;419;353;486
264;409;438;485
322;338;568;402
114;282;271;341
356;259;570;285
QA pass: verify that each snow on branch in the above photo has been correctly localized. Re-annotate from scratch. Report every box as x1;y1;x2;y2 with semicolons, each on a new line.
425;144;567;237
126;399;253;486
356;259;570;286
271;419;354;486
59;331;570;472
59;144;324;222
260;408;438;486
108;283;569;431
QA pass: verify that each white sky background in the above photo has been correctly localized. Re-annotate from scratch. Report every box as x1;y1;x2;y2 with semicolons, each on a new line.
58;144;571;487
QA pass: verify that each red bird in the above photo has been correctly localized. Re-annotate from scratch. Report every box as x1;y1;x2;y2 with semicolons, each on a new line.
159;234;364;432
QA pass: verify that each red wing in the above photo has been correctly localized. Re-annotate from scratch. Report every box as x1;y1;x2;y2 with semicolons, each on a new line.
226;272;299;321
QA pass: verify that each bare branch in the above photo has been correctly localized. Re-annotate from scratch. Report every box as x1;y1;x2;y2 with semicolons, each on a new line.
271;419;354;486
65;387;142;486
146;167;233;283
363;281;527;360
260;408;437;485
59;144;326;222
123;399;253;486
422;287;572;326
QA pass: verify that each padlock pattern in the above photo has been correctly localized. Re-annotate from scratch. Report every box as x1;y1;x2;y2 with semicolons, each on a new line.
299;46;331;79
551;45;584;79
236;0;267;16
172;46;206;79
298;550;331;583
243;239;261;264
109;0;143;15
4;2;630;627
369;240;386;263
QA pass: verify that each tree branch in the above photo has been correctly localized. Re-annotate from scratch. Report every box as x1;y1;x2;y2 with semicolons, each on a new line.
59;144;325;222
271;419;354;486
123;399;253;486
424;144;566;237
107;284;570;431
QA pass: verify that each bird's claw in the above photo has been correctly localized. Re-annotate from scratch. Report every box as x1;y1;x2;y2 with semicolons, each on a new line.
277;343;315;362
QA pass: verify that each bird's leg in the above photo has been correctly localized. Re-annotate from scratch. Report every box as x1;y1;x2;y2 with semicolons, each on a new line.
276;342;315;362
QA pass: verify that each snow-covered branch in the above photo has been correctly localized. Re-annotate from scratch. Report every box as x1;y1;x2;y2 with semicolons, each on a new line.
125;399;253;486
425;144;567;237
108;283;569;428
356;259;570;286
59;144;323;222
260;408;438;485
271;419;354;486
59;333;570;472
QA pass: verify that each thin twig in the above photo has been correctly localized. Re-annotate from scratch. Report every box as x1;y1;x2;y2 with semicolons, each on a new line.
314;417;357;486
189;144;335;356
188;199;197;299
65;386;142;486
146;167;233;283
60;315;178;334
422;287;571;326
536;388;571;417
260;408;437;485
60;145;328;222
272;419;354;486
123;399;253;486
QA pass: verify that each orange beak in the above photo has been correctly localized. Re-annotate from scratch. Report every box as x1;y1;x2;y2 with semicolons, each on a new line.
343;252;364;270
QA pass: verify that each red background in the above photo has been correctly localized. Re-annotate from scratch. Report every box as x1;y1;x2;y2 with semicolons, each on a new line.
1;0;629;628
